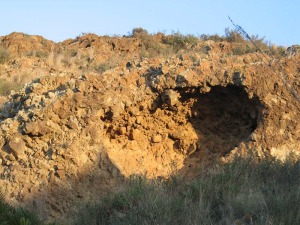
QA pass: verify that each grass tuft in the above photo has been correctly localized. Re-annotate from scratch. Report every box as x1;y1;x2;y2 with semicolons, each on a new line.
74;154;300;225
0;48;10;64
0;189;59;225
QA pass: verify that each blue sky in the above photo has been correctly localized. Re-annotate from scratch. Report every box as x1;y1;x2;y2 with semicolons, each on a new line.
0;0;299;46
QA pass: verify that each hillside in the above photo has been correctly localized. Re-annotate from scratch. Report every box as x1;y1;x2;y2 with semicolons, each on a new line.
0;30;299;224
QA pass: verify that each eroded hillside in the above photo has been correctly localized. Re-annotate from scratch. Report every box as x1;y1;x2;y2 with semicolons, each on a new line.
0;31;299;224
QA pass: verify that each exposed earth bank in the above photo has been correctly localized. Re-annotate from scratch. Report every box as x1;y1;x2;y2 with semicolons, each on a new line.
0;32;299;223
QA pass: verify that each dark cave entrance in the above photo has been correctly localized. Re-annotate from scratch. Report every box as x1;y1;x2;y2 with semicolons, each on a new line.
176;85;263;156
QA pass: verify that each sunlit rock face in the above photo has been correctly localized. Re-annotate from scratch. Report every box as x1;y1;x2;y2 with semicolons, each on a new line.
0;33;299;224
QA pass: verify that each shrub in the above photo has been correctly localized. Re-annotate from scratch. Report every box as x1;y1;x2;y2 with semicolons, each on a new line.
199;34;224;42
36;50;48;58
25;50;48;58
0;48;10;64
232;45;256;55
94;62;117;73
131;27;149;37
270;45;286;58
224;27;245;43
0;190;58;225
163;32;198;51
0;78;22;96
130;28;165;58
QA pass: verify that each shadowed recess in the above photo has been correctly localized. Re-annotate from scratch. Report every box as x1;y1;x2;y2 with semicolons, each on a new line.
177;85;263;156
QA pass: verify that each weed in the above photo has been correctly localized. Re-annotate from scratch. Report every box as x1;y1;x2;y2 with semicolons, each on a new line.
25;50;48;58
224;27;245;43
232;45;255;55
229;17;300;103
0;189;58;225
94;62;115;73
74;155;300;225
199;34;224;42
0;48;10;64
163;31;198;51
0;78;23;96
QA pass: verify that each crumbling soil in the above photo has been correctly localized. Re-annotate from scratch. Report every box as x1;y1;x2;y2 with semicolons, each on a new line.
0;33;299;224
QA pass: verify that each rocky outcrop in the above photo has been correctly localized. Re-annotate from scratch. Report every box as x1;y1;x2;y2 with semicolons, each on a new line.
0;32;54;56
286;45;300;58
0;33;299;224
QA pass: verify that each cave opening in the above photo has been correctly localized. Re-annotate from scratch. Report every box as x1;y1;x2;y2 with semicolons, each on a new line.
174;85;263;156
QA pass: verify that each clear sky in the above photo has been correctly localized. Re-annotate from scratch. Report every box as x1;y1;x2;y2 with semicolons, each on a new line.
0;0;299;46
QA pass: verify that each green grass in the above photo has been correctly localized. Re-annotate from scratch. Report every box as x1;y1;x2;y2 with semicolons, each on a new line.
0;48;10;64
74;154;300;225
163;31;198;51
94;61;118;73
0;190;58;225
24;50;48;58
0;78;23;96
1;154;299;225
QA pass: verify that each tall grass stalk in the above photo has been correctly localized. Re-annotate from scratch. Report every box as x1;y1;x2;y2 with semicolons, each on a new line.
74;155;300;225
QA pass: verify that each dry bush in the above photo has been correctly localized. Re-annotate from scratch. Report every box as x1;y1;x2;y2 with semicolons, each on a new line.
25;50;49;58
0;78;22;96
163;31;199;51
0;47;10;64
0;189;58;225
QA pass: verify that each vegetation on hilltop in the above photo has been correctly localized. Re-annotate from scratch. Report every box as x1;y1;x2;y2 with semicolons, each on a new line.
0;27;287;99
129;27;285;56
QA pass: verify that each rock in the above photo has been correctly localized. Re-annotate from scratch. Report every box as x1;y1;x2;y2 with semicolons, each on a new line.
67;117;80;130
129;107;140;116
24;121;49;136
0;132;5;148
161;65;170;74
8;135;27;159
129;129;141;140
5;154;16;161
286;45;300;58
161;89;181;106
152;134;162;143
117;127;127;135
136;116;143;125
56;169;66;179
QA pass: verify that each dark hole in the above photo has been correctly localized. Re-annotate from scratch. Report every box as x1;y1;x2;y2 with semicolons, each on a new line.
179;85;263;155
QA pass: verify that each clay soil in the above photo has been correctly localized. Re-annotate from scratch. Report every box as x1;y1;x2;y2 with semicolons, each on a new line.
0;32;299;223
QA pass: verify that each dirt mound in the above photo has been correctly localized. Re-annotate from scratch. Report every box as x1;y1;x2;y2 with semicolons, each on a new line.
0;32;54;56
0;33;299;224
0;32;153;95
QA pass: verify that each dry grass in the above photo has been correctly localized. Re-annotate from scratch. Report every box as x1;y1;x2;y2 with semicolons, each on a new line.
0;48;10;64
0;78;23;96
74;154;300;225
0;190;58;225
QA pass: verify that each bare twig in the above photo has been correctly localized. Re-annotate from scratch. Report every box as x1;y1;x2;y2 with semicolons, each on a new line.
228;16;300;105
